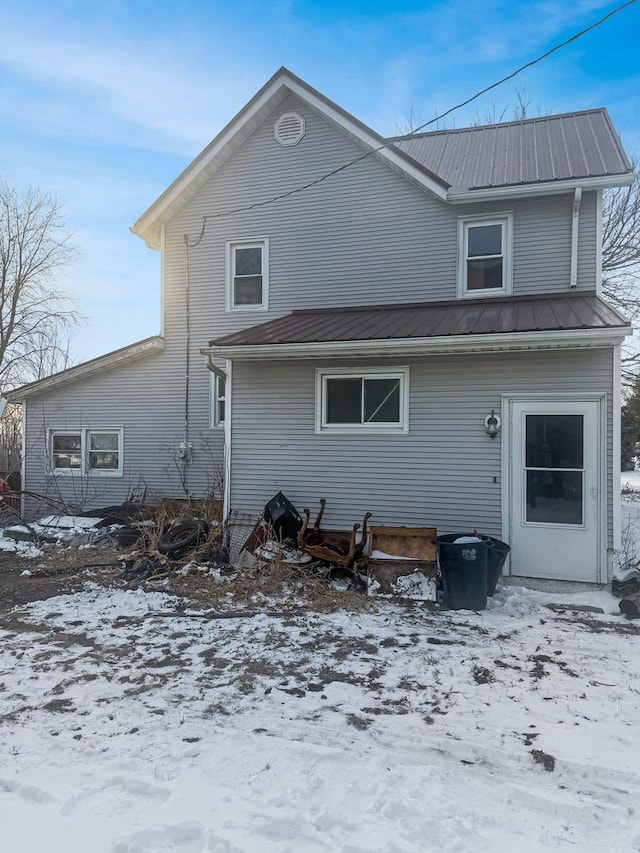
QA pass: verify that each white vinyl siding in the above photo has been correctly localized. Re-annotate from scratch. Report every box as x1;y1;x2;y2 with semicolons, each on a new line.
230;348;614;546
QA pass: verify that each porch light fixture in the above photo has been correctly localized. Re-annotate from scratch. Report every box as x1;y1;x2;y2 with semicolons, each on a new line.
484;409;500;439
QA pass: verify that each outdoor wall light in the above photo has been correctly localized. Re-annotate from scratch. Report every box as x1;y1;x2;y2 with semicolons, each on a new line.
484;409;501;439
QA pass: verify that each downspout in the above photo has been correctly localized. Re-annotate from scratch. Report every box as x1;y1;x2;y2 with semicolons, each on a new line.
570;187;582;288
204;355;230;520
205;354;226;379
181;237;193;491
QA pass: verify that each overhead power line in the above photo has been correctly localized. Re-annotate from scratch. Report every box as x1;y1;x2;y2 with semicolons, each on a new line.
187;0;637;245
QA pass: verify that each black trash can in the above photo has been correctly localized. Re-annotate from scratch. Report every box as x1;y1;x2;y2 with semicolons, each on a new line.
435;534;489;610
484;537;511;597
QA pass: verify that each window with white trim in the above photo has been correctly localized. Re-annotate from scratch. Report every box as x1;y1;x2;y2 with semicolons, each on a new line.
225;238;269;310
316;368;409;434
49;429;123;476
210;374;226;428
458;214;512;297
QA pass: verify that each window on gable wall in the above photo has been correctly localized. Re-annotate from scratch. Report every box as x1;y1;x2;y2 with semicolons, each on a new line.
315;368;410;434
49;429;123;476
225;238;269;310
458;214;512;297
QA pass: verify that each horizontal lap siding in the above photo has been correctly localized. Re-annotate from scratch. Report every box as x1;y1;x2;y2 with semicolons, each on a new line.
230;348;613;544
23;349;223;518
163;97;598;366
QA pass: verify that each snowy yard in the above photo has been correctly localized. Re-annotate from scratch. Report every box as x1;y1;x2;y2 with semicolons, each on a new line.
1;478;640;852
1;579;640;852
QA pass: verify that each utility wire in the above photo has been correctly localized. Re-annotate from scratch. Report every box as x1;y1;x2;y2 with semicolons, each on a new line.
186;0;637;245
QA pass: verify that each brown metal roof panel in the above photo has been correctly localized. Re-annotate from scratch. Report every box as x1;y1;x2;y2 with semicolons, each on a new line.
562;295;603;328
513;299;537;331
209;294;629;348
467;301;504;334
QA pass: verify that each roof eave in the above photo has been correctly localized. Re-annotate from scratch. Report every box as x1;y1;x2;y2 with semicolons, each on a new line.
7;336;165;402
202;326;631;361
131;68;450;248
448;172;634;203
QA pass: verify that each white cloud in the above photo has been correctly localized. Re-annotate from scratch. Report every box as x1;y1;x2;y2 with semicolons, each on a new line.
0;20;258;156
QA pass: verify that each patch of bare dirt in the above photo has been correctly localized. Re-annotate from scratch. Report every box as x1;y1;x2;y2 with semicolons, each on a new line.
0;547;120;612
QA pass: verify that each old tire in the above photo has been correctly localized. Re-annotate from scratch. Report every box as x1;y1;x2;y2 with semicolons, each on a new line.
158;521;209;558
116;525;145;548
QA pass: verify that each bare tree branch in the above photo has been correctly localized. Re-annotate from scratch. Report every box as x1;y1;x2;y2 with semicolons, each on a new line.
0;179;81;393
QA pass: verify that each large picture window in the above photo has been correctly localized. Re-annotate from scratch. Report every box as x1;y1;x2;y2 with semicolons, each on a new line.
458;214;512;297
49;428;123;476
225;238;269;310
316;368;409;434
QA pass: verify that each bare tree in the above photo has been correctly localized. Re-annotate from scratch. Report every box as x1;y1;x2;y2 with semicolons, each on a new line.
602;156;640;309
0;179;80;393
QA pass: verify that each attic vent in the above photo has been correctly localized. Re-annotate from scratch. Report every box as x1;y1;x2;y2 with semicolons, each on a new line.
274;112;305;147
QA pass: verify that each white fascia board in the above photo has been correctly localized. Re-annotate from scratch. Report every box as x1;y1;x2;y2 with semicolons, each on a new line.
202;326;632;361
131;72;449;248
8;337;165;401
448;173;634;203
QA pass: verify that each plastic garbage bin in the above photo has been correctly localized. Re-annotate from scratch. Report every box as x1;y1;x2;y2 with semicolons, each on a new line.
484;537;511;596
435;534;489;610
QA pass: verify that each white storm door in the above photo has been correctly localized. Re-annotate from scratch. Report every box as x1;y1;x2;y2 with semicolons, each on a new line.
510;400;601;582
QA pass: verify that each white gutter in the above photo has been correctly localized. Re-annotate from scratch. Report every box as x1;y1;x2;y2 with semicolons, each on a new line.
570;187;583;288
202;326;632;361
447;173;633;203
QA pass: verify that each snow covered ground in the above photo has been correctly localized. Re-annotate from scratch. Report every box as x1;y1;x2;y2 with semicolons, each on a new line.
2;484;640;852
1;581;639;852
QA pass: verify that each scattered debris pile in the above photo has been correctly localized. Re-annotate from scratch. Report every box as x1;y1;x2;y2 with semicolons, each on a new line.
244;492;437;600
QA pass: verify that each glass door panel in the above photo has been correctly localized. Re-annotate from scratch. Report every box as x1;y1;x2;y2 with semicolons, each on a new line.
525;414;584;526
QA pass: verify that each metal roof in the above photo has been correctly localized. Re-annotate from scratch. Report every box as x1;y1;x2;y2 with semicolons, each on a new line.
210;293;628;348
390;109;632;190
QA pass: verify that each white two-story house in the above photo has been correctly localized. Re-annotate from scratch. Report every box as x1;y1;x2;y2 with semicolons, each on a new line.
9;68;634;585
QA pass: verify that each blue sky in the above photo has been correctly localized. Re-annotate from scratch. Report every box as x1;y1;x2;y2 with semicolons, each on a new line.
1;0;638;365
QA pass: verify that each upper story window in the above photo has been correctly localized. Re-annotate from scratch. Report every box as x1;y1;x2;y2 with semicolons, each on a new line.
225;237;269;311
49;428;123;476
458;214;512;298
315;367;410;435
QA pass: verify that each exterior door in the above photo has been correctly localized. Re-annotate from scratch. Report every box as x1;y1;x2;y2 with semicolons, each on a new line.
509;400;601;582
